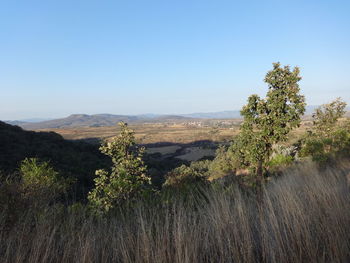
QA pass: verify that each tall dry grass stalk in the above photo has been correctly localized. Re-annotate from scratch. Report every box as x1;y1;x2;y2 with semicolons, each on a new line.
1;162;350;262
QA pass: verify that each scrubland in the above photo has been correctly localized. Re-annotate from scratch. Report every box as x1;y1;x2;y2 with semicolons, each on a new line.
1;162;349;263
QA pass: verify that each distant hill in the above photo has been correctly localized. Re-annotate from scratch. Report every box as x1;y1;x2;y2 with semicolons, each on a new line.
181;106;350;119
4;105;349;130
5;120;28;126
17;114;137;129
5;118;52;126
7;114;195;130
182;111;241;119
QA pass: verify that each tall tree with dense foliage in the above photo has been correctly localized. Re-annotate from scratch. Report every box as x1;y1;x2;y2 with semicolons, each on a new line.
88;122;151;214
231;63;306;181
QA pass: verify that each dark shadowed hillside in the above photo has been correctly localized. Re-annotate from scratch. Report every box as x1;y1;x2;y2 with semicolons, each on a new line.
0;121;110;195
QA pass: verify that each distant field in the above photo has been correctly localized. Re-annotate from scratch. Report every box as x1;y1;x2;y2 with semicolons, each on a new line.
176;147;216;161
35;120;312;144
35;122;241;144
31;121;312;162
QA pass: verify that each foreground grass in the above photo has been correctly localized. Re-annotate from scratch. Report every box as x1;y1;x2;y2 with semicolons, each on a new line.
1;162;350;263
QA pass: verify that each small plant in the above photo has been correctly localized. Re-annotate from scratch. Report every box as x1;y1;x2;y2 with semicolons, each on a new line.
268;154;293;169
0;158;73;228
162;161;210;205
20;158;71;192
209;145;237;180
20;158;73;202
164;161;209;189
88;122;152;214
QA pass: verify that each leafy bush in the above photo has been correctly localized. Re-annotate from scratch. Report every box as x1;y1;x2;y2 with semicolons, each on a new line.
0;121;110;200
0;158;73;230
301;129;350;164
301;98;350;164
20;158;73;194
88;122;152;214
268;154;294;169
164;160;210;189
209;145;237;180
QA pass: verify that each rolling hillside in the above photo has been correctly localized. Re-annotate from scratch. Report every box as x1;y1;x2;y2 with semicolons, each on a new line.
0;121;109;194
9;114;194;130
4;106;349;130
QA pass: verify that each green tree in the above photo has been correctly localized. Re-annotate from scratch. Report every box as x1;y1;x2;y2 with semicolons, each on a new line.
88;122;151;214
231;63;306;181
312;97;347;137
301;98;350;163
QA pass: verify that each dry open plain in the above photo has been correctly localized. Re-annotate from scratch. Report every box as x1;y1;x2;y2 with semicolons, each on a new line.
31;120;312;162
34;119;312;144
35;122;241;144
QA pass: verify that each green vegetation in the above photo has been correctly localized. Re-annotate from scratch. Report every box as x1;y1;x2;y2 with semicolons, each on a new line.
1;63;350;262
20;158;73;194
0;121;110;199
301;98;350;163
164;160;210;190
88;122;152;214
1;164;349;262
230;63;305;182
0;158;73;231
208;145;237;179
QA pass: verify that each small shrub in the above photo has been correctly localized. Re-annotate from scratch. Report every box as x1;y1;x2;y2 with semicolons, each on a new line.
88;122;152;215
164;161;209;189
20;158;72;194
209;145;237;180
268;154;294;171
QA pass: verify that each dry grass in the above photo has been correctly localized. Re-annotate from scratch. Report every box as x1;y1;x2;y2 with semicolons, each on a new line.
146;145;182;155
35;123;240;144
1;162;350;263
176;147;216;161
33;121;310;145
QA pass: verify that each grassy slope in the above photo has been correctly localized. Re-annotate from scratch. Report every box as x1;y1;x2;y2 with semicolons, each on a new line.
1;162;349;263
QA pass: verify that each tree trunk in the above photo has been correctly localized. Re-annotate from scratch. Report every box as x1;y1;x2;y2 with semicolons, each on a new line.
256;160;263;202
256;160;263;183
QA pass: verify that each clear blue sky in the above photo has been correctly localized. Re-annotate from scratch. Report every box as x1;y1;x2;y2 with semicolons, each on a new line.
1;0;350;120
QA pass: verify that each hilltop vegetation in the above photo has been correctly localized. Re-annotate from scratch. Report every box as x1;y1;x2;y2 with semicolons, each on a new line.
1;63;350;262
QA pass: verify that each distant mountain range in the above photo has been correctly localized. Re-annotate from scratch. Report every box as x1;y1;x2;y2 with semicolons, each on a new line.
5;114;195;130
4;106;349;130
182;110;241;119
182;105;349;119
